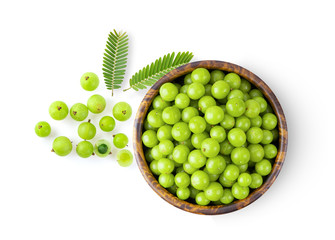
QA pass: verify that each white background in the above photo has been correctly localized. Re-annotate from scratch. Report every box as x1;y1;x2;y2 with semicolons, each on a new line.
1;0;334;239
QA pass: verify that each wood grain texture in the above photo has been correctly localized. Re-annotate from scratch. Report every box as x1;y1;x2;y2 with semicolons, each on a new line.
133;60;288;215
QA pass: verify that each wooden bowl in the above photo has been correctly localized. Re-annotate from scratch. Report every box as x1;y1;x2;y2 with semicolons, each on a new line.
133;60;288;215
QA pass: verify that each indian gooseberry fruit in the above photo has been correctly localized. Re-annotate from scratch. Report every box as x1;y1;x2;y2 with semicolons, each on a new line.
116;149;133;167
99;116;116;132
49;101;68;120
70;103;88;121
113;133;128;149
35;121;51;137
52;136;72;156
87;94;106;114
112;102;132;121
80;72;99;91
78;120;96;140
76;141;94;158
94;139;112;157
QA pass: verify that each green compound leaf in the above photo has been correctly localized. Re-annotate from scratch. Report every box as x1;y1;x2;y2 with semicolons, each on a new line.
102;30;129;96
123;51;194;92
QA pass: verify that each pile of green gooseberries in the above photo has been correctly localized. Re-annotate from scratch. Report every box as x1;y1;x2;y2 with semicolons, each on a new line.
35;72;133;167
142;68;279;205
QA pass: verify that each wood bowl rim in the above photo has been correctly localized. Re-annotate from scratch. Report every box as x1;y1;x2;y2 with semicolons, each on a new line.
133;60;288;215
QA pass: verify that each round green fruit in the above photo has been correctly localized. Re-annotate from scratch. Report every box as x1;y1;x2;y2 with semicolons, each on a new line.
231;182;249;200
113;102;132;121
35;121;51;137
99;116;116;132
70;103;88;121
80;72;99;91
52;136;72;156
87;94;106;114
76;141;94;158
113;133;128;149
78;120;96;140
49;101;68;120
191;68;211;85
204;182;224;201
